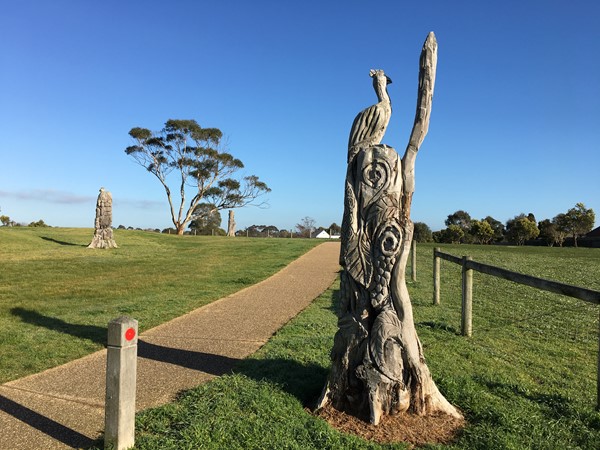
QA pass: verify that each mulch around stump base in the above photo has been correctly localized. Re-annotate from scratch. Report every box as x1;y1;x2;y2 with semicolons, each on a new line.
315;404;465;448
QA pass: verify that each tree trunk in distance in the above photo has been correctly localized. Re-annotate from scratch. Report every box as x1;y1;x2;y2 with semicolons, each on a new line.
227;210;236;237
318;32;462;425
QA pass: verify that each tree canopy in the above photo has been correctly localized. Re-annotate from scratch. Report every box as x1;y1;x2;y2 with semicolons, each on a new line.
188;203;222;235
28;219;49;228
538;219;558;246
328;222;342;235
469;219;494;244
445;210;471;230
296;216;316;238
441;224;464;244
413;222;433;242
125;119;270;235
483;216;505;242
505;214;539;245
562;202;595;247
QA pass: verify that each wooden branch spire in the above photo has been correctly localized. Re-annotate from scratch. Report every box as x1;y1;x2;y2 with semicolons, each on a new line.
402;32;438;211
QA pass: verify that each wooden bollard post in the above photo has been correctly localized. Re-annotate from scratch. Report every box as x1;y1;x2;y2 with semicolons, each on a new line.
411;240;417;282
433;247;441;305
461;256;473;337
105;317;138;450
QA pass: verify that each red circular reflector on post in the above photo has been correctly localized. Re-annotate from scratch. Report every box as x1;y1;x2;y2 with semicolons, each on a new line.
125;327;136;341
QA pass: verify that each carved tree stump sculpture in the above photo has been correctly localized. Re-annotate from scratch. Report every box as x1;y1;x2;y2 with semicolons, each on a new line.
318;33;462;425
88;187;118;249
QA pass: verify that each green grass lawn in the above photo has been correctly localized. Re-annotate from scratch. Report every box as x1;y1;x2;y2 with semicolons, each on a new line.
121;243;600;449
0;227;320;382
3;229;599;448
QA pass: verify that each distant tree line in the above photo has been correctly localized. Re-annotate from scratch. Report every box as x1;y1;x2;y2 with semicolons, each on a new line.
235;224;285;238
187;211;341;238
3;201;594;247
115;213;343;238
0;214;16;226
0;211;50;228
420;202;596;247
233;218;342;239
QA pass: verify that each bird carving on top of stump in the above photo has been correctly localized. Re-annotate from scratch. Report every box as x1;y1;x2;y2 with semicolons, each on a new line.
318;32;462;426
347;69;393;164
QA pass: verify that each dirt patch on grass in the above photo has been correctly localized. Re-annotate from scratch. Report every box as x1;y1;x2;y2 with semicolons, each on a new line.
315;404;465;447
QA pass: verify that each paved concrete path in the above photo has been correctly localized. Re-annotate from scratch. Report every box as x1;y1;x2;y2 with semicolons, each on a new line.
0;242;340;449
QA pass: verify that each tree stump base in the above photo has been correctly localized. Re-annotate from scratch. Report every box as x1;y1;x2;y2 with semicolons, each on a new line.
315;403;465;446
88;230;118;249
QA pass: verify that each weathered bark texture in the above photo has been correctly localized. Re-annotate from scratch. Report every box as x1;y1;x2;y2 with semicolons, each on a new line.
318;32;461;425
88;188;118;249
227;210;236;237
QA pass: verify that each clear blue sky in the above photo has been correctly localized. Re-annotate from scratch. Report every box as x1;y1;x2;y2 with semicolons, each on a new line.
1;0;598;232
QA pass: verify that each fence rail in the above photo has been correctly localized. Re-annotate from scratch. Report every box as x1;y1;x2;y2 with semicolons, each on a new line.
432;247;600;409
465;257;600;305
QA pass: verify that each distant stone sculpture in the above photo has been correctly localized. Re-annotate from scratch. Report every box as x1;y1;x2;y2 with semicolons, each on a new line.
318;33;461;425
227;210;236;237
88;188;118;249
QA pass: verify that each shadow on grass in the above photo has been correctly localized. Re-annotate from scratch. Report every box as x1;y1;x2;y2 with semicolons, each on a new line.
477;377;580;420
0;394;94;448
40;236;86;247
232;288;338;405
234;357;329;407
322;288;340;314
418;320;459;335
475;377;600;433
10;308;106;345
229;287;339;406
10;308;240;375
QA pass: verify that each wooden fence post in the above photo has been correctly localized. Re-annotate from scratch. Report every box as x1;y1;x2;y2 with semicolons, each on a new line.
461;256;473;337
433;247;441;305
411;240;417;282
434;247;600;407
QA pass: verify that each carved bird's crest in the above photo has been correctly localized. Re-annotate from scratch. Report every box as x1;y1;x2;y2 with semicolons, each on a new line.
369;69;391;84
